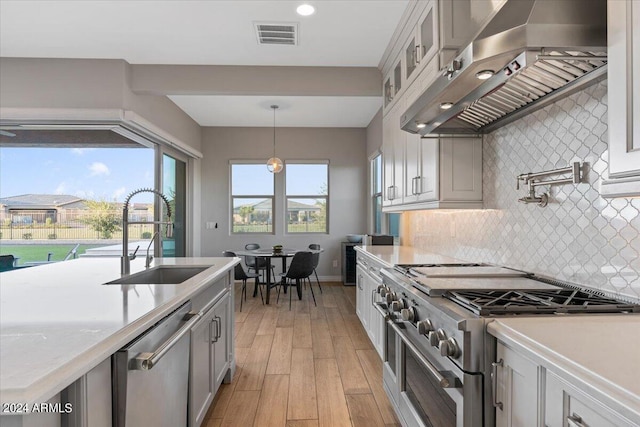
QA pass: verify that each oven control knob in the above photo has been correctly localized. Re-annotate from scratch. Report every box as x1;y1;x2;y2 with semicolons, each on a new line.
429;329;447;347
416;319;434;335
378;286;389;297
391;300;405;312
385;292;398;304
439;338;460;358
401;307;415;322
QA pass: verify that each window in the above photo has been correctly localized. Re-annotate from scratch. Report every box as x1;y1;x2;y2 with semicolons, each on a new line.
230;163;274;233
285;162;328;233
371;154;400;238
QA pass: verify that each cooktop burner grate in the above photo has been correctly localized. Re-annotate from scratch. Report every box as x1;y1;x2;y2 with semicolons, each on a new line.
446;289;640;316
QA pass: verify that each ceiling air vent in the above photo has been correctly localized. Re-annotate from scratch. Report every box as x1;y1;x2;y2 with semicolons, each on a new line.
254;22;298;46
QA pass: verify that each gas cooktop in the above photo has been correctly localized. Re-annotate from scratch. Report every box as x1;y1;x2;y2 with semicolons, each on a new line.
446;288;640;316
388;262;640;316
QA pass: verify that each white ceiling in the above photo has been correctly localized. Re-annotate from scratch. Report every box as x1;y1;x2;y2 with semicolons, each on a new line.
0;0;409;127
168;95;382;127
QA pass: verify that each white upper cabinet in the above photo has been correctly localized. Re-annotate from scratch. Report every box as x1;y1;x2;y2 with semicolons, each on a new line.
380;1;483;211
601;0;640;197
382;104;404;207
404;1;439;85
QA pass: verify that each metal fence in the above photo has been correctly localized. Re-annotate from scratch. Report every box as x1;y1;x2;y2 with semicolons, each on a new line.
0;210;155;241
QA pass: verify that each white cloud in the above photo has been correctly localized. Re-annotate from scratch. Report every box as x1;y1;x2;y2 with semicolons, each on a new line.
54;182;67;194
112;187;127;201
89;162;110;176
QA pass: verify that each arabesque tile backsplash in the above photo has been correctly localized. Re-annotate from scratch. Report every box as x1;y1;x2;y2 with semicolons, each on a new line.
402;81;640;301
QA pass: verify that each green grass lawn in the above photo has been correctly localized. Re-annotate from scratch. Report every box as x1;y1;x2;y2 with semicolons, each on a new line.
0;244;106;265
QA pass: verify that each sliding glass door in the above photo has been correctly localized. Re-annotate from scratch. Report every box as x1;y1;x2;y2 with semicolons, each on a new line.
162;153;187;257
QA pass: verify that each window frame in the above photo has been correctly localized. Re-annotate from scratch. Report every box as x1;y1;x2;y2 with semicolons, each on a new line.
370;153;383;235
229;160;276;235
284;160;329;235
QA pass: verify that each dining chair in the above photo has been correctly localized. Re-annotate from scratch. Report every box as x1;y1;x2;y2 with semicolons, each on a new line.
276;251;316;310
308;244;323;294
223;251;262;312
244;243;275;283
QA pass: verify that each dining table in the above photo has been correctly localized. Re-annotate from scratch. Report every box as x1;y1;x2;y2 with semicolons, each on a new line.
234;247;321;304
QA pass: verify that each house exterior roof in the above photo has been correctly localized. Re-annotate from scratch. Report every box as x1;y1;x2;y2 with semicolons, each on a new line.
234;199;320;212
0;194;86;210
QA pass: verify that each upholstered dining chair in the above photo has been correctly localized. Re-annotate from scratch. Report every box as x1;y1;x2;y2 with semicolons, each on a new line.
223;251;262;311
276;251;316;310
308;244;323;294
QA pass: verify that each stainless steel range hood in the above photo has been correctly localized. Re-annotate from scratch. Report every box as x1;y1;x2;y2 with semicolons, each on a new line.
401;0;607;136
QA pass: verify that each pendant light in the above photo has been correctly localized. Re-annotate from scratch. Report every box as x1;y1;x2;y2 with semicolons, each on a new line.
267;105;284;173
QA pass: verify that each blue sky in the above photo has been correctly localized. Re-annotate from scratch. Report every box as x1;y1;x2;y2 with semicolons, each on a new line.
0;147;154;202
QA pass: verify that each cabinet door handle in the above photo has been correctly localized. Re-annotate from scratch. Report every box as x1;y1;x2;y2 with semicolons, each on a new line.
414;45;422;64
491;359;504;410
567;414;587;427
215;315;222;340
416;176;422;195
211;318;219;343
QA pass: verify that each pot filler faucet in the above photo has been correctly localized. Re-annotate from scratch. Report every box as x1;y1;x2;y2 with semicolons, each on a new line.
121;188;173;276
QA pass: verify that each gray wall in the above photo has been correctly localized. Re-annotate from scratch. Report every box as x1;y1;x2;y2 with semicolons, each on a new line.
0;57;202;151
200;126;368;279
366;108;383;158
403;82;640;301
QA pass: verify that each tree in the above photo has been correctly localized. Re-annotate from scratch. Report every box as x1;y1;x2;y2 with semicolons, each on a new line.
238;205;254;224
81;199;121;239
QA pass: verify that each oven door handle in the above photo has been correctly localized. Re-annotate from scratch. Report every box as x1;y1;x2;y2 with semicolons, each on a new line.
388;320;461;389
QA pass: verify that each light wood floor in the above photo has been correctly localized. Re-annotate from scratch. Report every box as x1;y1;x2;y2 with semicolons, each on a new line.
203;281;400;427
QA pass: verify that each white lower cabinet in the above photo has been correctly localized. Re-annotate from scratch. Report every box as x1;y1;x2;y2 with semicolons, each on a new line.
545;371;637;427
494;342;540;427
495;340;637;427
355;253;385;359
355;264;369;332
189;278;233;427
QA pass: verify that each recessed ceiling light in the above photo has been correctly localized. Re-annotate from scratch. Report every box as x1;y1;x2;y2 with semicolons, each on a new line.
476;70;495;80
440;102;454;110
416;123;426;129
296;4;315;16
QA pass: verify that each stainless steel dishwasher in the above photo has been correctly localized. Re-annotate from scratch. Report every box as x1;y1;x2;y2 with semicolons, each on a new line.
113;301;200;427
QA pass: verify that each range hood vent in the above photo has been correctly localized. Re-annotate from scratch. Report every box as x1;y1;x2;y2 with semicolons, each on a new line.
255;22;298;46
401;0;607;136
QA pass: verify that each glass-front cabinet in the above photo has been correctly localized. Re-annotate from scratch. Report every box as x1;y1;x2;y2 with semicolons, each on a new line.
405;0;438;83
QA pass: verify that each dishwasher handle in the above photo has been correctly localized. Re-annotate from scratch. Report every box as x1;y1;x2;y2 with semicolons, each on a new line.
132;312;201;370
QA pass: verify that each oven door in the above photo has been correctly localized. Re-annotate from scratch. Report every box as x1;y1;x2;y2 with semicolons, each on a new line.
390;321;466;427
372;301;400;405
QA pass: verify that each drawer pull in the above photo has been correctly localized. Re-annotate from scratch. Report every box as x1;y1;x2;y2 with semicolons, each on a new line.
567;413;587;427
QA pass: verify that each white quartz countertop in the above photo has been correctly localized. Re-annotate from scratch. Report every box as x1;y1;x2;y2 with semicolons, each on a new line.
0;257;238;407
354;245;464;267
488;315;640;421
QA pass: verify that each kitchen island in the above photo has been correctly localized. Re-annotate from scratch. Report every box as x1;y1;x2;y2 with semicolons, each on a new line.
0;256;238;426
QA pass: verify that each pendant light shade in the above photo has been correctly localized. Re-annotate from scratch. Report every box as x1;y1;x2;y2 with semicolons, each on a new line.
267;105;283;173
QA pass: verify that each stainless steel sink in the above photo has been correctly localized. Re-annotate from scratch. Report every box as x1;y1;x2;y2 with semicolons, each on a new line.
105;266;210;285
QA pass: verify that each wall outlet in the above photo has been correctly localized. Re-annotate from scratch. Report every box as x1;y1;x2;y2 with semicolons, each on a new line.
332;260;338;268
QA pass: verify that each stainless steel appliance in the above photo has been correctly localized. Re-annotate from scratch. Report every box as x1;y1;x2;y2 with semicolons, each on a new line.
374;263;640;427
401;0;607;136
113;302;200;427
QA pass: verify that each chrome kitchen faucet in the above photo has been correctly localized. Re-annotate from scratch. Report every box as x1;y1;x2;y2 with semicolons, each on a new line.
121;188;173;276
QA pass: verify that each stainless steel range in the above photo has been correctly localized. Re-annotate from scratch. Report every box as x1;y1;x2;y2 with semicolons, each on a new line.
375;263;640;427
